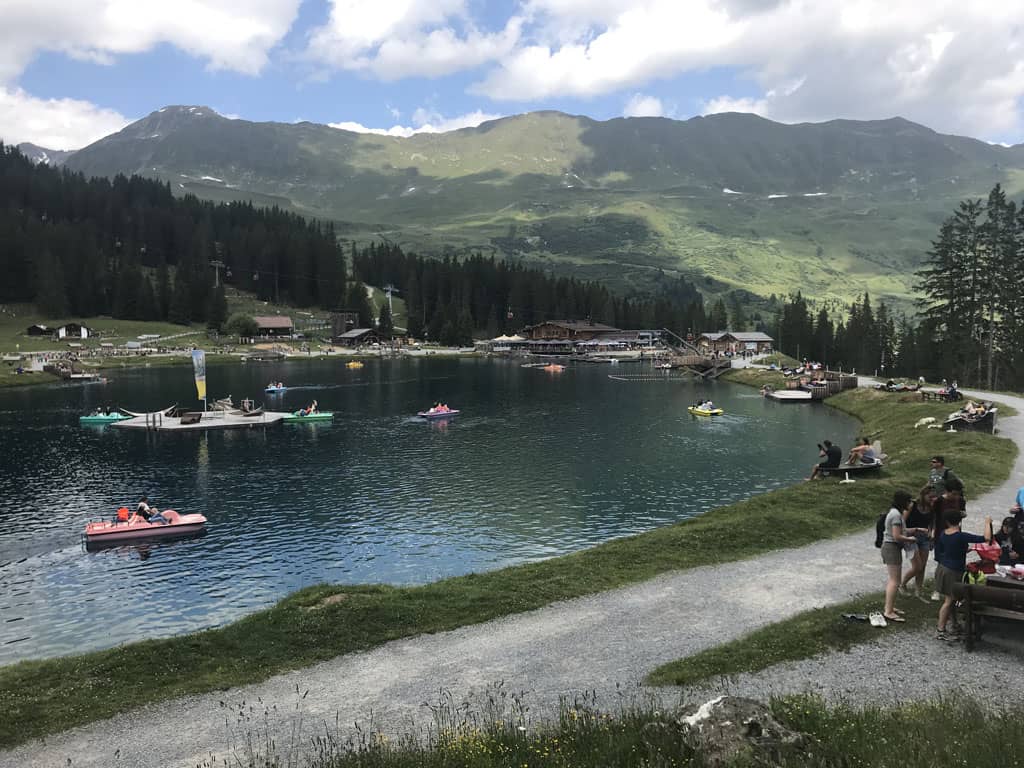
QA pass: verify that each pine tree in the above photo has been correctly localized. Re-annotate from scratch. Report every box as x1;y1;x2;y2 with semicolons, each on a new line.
206;282;227;330
377;301;394;338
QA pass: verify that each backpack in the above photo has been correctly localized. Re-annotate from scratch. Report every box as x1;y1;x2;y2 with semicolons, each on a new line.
874;512;886;548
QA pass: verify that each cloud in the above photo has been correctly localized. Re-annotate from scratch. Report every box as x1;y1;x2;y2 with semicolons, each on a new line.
329;108;502;137
306;0;521;79
0;87;131;149
464;0;1024;140
623;93;664;117
700;95;767;116
0;0;302;82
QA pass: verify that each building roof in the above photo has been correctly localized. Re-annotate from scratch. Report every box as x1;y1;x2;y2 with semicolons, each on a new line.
700;331;773;342
253;315;294;329
336;327;375;339
524;320;621;333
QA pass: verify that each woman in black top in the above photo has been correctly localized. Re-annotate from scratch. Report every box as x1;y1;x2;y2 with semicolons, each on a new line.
901;489;936;599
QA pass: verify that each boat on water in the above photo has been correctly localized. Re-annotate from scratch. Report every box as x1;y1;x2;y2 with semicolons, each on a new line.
265;385;287;393
84;509;207;545
282;411;334;422
542;364;566;372
688;406;724;416
79;410;131;425
345;361;364;369
418;408;459;419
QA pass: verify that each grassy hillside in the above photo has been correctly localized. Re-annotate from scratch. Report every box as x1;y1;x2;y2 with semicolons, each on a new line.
62;108;1024;306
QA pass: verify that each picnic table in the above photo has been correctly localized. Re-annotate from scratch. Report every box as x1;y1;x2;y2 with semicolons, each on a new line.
954;574;1024;651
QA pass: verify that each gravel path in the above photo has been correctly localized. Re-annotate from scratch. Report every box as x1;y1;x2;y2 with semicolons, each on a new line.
5;385;1024;768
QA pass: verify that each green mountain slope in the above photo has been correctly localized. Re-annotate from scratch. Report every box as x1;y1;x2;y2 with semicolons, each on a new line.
62;106;1024;305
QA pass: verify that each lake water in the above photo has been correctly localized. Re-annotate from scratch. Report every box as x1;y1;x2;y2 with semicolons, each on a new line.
0;358;856;664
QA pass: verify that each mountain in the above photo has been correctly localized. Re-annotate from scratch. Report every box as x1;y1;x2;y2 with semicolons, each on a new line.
17;142;76;166
62;106;1024;305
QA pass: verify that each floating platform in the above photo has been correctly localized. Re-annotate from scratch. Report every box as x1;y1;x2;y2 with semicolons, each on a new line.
765;389;813;402
111;410;287;431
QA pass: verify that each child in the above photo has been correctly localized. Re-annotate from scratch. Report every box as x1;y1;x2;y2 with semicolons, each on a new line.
933;510;993;641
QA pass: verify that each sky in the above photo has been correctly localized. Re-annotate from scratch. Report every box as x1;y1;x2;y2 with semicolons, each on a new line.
2;0;1024;150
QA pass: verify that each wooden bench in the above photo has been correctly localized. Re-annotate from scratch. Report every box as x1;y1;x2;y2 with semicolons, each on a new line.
952;581;1024;650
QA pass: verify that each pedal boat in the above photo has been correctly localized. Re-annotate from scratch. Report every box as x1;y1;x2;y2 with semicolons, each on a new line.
84;510;207;544
264;385;287;393
282;411;334;422
687;406;724;416
79;411;131;425
418;408;460;419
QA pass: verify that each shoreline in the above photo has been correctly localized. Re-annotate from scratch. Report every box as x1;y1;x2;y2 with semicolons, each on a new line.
0;370;1018;760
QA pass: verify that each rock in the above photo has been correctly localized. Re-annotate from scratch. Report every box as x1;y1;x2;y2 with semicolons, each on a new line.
647;696;811;767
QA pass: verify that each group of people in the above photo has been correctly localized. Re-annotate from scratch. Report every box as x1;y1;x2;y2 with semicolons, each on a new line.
427;403;452;414
879;455;1024;640
807;436;881;480
268;381;285;389
115;495;169;526
299;400;318;415
692;399;716;410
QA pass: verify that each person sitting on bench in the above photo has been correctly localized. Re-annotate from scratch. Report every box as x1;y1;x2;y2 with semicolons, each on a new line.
808;440;842;480
846;437;878;465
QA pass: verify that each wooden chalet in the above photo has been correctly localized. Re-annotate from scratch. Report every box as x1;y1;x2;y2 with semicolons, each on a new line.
334;327;379;347
330;310;360;341
253;316;294;338
25;324;50;336
698;331;773;354
521;320;621;342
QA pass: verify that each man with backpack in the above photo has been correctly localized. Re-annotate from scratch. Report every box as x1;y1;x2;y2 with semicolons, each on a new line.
926;456;964;505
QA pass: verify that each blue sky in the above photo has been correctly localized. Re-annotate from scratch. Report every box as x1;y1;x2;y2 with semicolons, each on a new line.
2;1;1023;149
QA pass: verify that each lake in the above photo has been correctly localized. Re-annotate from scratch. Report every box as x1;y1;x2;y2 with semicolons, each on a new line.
0;358;857;663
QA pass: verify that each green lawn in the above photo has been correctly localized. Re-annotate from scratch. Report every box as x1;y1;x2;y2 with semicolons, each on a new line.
0;382;1015;748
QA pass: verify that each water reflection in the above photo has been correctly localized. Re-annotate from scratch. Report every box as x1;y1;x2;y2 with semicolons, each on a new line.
0;359;857;662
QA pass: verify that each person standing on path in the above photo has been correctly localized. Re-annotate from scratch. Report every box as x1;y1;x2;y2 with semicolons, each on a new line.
926;456;960;498
934;509;993;641
901;489;936;600
881;490;923;623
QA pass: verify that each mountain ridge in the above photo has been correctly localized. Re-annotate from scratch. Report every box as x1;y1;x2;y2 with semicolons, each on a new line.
52;106;1024;305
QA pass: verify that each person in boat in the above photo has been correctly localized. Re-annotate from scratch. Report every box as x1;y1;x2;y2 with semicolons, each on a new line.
309;400;318;414
705;400;714;410
131;495;169;525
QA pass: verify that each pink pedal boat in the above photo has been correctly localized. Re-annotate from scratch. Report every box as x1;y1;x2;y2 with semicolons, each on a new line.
84;509;207;544
418;408;460;419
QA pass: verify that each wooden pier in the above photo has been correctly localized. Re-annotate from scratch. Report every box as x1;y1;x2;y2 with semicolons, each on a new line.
112;410;286;431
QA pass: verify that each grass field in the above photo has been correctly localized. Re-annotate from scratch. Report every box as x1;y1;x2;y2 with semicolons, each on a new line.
0;382;1015;748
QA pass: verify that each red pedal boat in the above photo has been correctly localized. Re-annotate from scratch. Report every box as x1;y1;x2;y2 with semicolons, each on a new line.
84;509;207;544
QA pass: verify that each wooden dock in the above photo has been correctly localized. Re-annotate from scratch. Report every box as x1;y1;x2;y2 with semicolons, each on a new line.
112;410;287;431
765;389;813;402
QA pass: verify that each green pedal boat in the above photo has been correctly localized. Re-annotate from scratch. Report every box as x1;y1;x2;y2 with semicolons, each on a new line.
282;411;334;423
79;412;131;425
